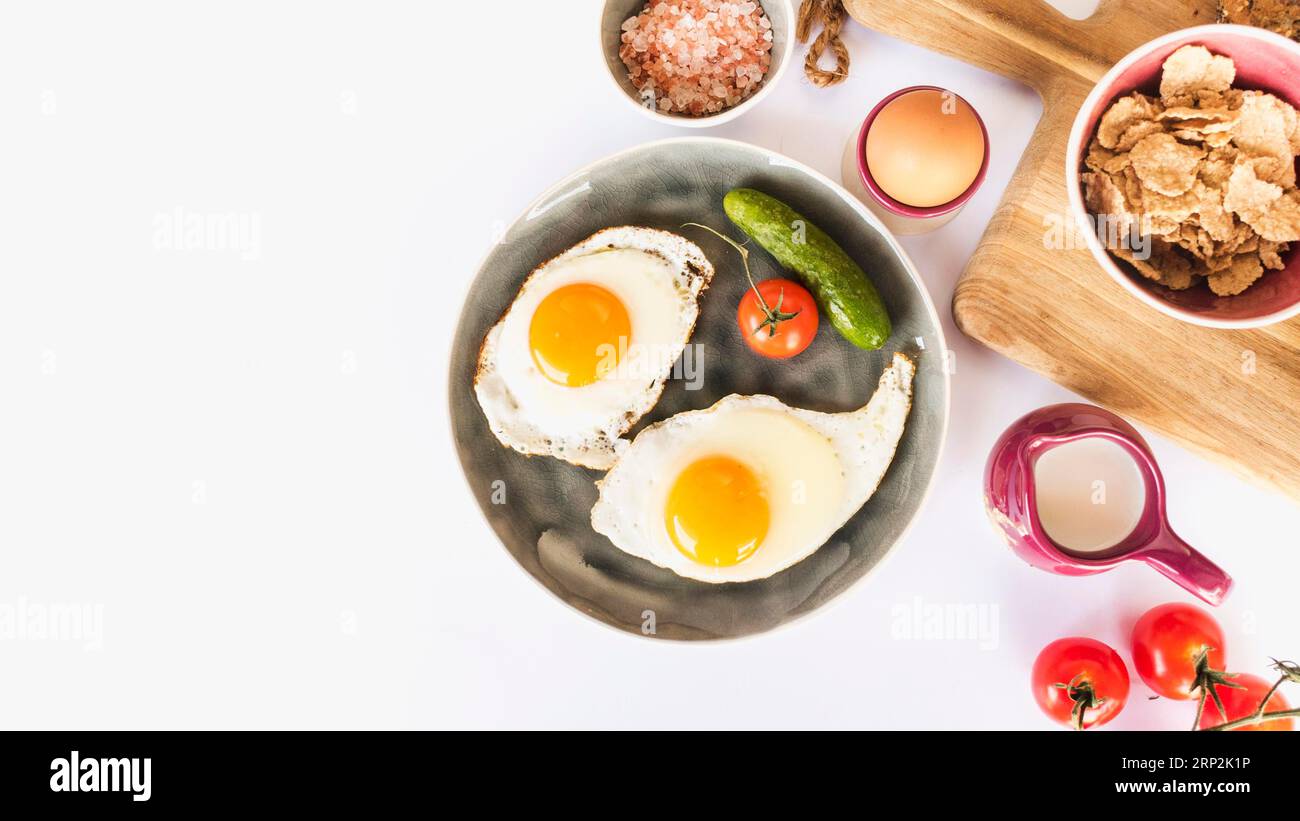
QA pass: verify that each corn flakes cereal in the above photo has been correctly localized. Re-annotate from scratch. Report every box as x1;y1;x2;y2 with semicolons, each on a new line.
1195;185;1237;242
1208;252;1264;295
1097;94;1164;149
1199;146;1239;188
1159;106;1239;131
1117;239;1197;290
1223;160;1282;214
1159;46;1236;100
1085;142;1131;176
1082;170;1129;221
1130;133;1205;195
1244;189;1300;241
1081;44;1300;296
1261;239;1287;268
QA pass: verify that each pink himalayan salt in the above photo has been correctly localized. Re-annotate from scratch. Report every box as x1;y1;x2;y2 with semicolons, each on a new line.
619;0;773;116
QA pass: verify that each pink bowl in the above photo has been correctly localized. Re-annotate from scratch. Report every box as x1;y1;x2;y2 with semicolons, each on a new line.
856;85;990;219
1066;25;1300;328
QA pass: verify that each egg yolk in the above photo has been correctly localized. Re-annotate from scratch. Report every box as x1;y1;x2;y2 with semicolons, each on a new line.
528;283;631;387
664;455;769;567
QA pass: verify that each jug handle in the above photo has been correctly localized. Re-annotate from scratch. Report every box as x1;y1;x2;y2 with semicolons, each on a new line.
1134;526;1233;606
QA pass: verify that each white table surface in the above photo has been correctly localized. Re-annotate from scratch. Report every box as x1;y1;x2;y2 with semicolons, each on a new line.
3;0;1298;730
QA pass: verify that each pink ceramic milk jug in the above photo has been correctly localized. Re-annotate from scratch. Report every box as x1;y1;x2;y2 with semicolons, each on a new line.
985;403;1232;606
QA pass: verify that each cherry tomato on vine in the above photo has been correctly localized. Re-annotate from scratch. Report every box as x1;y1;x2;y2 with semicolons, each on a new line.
1197;673;1294;731
1131;603;1226;700
1031;637;1130;729
737;278;819;359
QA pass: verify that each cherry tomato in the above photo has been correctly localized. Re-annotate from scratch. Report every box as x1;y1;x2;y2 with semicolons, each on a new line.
737;278;818;359
1197;673;1294;731
1131;603;1226;700
1031;637;1130;729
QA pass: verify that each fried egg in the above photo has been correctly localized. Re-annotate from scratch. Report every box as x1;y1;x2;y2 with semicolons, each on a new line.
591;354;914;583
474;227;713;470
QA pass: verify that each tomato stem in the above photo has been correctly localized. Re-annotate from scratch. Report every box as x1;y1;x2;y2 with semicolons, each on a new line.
1188;646;1241;729
1271;657;1300;685
1195;658;1296;731
1054;674;1105;731
683;223;801;337
1192;691;1207;731
1199;703;1300;731
753;287;803;338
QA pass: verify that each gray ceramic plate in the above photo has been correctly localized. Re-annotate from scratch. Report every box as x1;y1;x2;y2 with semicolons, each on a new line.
449;138;949;640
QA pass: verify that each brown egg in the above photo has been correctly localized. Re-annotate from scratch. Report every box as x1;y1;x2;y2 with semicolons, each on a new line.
865;89;985;209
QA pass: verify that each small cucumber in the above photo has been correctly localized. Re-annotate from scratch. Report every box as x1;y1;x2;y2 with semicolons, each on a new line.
723;188;891;350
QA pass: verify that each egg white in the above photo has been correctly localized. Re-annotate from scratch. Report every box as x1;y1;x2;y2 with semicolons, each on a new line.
591;353;915;583
475;226;713;470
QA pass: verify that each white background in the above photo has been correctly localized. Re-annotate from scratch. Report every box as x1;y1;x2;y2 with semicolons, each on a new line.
3;0;1298;730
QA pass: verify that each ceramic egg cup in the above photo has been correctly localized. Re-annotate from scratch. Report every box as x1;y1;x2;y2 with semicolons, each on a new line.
841;86;990;236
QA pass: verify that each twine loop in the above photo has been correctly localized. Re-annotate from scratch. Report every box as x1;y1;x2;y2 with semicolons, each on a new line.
796;0;850;87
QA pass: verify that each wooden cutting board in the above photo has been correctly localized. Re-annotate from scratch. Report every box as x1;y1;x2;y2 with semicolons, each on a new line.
843;0;1300;503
